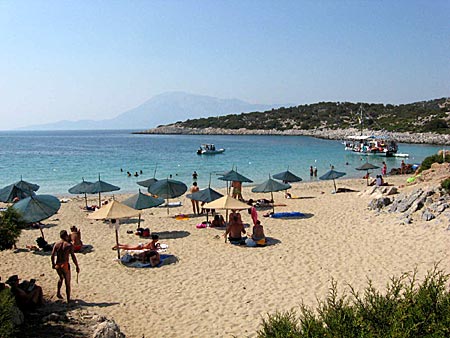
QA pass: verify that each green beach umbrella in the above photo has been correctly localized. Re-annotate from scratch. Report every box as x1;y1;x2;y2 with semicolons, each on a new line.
251;177;291;213
0;184;36;203
68;178;94;208
87;174;120;207
122;190;165;226
12;194;61;239
319;169;346;193
148;178;187;214
137;178;158;188
355;162;380;186
272;169;303;183
186;187;224;222
218;170;253;183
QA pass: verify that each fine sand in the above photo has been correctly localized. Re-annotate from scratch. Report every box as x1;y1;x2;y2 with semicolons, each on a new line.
1;176;450;337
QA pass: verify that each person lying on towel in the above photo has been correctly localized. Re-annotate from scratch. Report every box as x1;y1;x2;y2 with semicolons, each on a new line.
113;234;160;251
224;215;246;244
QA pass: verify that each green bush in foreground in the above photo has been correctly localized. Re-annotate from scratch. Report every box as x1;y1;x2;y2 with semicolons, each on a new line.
441;178;450;193
0;289;18;338
0;207;25;251
257;266;450;337
418;153;449;173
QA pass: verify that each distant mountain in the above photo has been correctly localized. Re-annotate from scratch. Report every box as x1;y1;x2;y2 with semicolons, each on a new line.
19;92;281;130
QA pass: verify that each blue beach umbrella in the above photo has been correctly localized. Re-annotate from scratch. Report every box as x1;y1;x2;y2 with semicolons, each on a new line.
319;169;346;192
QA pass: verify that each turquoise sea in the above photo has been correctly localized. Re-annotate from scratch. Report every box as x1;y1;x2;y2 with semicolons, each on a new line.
0;130;443;195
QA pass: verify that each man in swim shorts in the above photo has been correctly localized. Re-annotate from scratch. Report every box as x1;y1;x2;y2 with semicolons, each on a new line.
225;214;246;244
51;230;80;303
231;181;243;201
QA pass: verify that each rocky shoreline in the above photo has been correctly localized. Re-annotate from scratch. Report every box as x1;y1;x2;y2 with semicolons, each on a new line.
134;125;450;145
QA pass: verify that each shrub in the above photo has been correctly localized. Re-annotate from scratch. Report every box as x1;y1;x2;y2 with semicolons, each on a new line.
441;178;450;193
0;289;18;338
0;207;25;251
418;153;449;173
257;266;450;337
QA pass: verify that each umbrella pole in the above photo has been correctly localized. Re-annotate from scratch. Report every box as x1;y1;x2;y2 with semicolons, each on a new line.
39;225;45;241
115;228;120;260
333;179;337;193
84;193;88;208
98;192;101;208
271;191;275;214
366;170;369;186
138;214;141;228
167;198;169;215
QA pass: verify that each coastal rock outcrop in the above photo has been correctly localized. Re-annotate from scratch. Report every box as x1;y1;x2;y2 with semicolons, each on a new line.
135;125;450;145
92;317;126;338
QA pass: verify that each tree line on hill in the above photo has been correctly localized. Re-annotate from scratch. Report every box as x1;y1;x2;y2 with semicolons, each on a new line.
172;98;450;134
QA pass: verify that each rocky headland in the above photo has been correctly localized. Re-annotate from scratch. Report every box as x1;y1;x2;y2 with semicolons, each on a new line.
134;125;450;145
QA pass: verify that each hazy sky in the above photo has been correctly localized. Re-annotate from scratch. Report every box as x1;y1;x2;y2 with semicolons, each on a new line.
0;0;448;130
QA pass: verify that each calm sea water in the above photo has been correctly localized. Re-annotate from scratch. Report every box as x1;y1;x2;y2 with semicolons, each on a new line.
0;130;443;195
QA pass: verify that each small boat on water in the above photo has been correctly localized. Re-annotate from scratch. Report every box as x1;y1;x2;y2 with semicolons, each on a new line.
196;144;225;155
343;135;401;157
343;106;408;157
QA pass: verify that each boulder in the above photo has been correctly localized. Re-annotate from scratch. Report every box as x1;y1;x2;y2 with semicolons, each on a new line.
42;312;68;323
11;304;24;326
92;319;125;338
422;210;436;221
385;186;398;196
368;197;392;210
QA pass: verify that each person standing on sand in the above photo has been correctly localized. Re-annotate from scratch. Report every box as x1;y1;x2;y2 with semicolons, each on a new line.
51;230;80;303
190;182;200;214
382;162;387;176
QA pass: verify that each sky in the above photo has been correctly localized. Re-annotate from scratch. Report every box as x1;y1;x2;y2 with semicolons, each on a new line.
0;0;449;130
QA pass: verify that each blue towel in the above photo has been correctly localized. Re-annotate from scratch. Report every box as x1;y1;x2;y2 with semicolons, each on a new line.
270;212;305;218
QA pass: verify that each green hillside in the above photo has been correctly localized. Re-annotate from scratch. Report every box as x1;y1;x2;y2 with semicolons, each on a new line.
170;98;450;134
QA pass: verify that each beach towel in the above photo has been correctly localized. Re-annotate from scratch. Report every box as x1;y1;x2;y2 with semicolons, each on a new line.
270;211;305;219
162;202;182;208
175;214;189;220
120;254;177;268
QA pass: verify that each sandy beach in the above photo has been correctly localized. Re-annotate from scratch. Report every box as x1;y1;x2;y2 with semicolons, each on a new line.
1;175;449;337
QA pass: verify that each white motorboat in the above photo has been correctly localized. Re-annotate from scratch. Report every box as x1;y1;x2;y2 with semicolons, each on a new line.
196;144;225;155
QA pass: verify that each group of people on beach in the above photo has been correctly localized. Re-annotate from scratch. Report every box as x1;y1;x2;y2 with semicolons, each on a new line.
224;200;266;247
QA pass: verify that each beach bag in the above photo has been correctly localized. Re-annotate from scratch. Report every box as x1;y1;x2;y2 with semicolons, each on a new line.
142;228;150;237
36;237;53;252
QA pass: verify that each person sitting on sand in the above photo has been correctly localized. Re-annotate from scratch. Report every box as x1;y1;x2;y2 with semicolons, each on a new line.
6;275;43;311
246;220;266;247
211;214;225;227
225;214;246;244
70;226;83;252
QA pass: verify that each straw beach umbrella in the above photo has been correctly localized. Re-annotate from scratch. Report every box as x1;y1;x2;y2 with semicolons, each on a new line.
251;177;291;213
68;178;93;208
355;162;380;186
122;190;164;226
87;174;120;207
203;195;249;211
319;169;346;193
88;200;139;259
